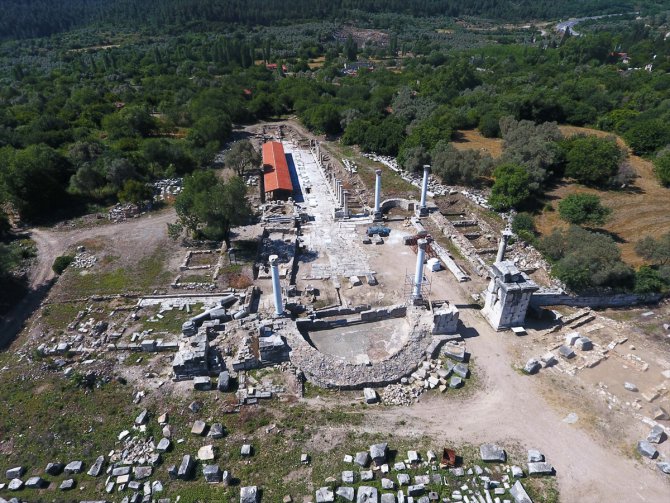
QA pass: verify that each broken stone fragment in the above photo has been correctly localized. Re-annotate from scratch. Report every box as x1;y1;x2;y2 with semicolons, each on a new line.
354;451;370;467
8;479;23;491
453;363;469;378
191;420;207;436
527;449;544;463
657;462;670;475
336;486;355;502
5;467;24;479
240;444;252;457
208;423;225;439
342;471;355;484
87;455;105;477
177;455;194;480
480;444;506;463
449;376;463;388
653;406;669;421
363;388;378;404
360;470;373;481
135;409;149;426
133;466;152;480
624;382;638;392
64;461;83;474
527;462;554;476
45;462;64;476
198;445;216;461
646;425;666;444
397;473;410;486
369;443;388;466
511;466;524;479
357;486;378;502
157;412;168;425
637;440;658;459
509;480;532;503
203;464;223;483
25;476;47;489
558;345;575;359
157;438;171;452
523;359;540;375
59;479;75;491
240;485;259;503
316;487;335;503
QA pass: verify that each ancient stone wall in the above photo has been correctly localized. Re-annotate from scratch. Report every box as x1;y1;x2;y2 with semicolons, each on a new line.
285;307;457;389
530;290;663;309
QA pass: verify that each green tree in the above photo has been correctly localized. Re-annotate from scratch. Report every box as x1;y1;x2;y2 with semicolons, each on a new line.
102;106;156;140
431;141;494;187
174;170;251;244
653;148;670;187
187;114;232;148
623;119;670;156
225;140;261;177
344;35;357;61
562;135;623;186
558;193;611;226
634;266;667;294
400;146;430;173
52;255;74;275
540;226;634;292
118;179;153;204
635;233;670;266
0;144;71;221
488;163;532;211
499;117;563;192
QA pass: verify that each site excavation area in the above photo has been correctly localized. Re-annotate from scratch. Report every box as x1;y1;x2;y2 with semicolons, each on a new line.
0;122;668;503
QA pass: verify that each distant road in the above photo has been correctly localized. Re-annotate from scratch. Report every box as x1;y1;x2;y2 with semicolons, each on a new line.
555;12;635;36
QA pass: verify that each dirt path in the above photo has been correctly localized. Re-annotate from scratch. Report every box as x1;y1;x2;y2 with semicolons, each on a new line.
0;208;176;347
358;305;668;502
365;261;669;501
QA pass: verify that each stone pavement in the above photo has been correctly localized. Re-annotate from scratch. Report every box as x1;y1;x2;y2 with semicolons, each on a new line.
282;141;373;280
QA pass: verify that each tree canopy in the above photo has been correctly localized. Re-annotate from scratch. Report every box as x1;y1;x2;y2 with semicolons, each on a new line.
488;163;532;211
558;193;612;226
562;135;623;186
174;170;251;244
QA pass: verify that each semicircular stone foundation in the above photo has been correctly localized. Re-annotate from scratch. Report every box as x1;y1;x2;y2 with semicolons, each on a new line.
281;306;455;390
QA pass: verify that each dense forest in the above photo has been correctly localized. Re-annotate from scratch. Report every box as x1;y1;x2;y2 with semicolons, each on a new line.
0;0;652;40
1;2;670;301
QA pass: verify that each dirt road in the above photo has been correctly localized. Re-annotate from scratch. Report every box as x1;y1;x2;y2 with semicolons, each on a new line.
0;208;176;347
356;265;670;501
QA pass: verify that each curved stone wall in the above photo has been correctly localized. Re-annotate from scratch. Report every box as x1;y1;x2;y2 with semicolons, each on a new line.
283;307;452;389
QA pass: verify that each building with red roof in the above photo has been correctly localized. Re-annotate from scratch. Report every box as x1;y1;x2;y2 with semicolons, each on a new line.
262;141;293;201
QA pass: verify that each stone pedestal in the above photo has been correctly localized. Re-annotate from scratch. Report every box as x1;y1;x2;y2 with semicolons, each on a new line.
482;261;538;331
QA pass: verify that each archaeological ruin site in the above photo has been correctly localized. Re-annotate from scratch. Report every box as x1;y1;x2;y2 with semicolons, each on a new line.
0;122;669;503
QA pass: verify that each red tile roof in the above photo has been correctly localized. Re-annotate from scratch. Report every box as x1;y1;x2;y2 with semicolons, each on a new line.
263;142;293;194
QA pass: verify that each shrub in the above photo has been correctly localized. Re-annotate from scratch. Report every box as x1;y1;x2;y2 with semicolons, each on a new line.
52;255;74;275
488;163;532;211
512;212;536;234
558;193;611;226
653;148;670;187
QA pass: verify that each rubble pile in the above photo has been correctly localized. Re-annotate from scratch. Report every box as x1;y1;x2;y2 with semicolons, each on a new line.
71;251;97;269
153;178;183;200
381;383;423;406
108;203;142;221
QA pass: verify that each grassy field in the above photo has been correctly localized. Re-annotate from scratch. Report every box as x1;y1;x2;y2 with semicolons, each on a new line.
453;128;670;266
0;351;560;503
59;248;172;298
